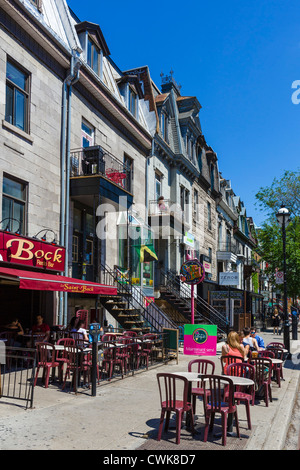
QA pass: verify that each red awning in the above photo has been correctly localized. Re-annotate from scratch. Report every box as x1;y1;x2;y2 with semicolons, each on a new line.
0;266;117;296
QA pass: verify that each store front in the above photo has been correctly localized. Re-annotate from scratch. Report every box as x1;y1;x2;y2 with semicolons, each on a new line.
117;211;157;301
0;230;116;329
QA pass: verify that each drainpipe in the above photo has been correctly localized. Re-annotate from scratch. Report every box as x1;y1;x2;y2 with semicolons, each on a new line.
59;53;81;326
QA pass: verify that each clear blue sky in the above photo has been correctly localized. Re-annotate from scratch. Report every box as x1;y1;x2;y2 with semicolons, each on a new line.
68;0;300;226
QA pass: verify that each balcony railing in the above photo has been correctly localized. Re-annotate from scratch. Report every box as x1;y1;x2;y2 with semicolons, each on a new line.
70;145;131;191
217;241;238;254
148;199;186;218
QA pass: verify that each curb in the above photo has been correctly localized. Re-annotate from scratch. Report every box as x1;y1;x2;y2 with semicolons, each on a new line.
246;354;300;450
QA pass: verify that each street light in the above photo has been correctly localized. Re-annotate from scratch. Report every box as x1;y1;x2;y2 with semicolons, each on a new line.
276;204;291;355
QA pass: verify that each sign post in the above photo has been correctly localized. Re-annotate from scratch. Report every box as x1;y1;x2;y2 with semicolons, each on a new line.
180;257;205;324
219;272;240;330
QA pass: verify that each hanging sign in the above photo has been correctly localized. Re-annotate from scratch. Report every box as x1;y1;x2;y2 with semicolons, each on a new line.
183;324;217;355
0;230;65;272
180;259;205;285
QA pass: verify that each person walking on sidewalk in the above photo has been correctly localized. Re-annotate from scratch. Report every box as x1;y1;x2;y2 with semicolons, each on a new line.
272;308;281;335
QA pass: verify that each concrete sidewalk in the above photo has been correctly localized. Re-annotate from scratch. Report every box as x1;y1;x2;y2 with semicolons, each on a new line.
0;330;299;450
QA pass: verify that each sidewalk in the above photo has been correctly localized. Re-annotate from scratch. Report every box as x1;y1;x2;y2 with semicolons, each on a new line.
0;330;299;451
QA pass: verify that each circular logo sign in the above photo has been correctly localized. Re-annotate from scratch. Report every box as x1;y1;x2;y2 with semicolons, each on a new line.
180;259;205;285
193;328;208;345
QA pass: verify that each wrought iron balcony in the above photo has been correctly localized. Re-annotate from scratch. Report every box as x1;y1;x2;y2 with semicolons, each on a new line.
217;241;238;254
70;145;130;191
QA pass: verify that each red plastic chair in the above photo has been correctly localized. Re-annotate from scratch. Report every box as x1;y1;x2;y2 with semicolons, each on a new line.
266;347;284;387
157;373;195;445
81;349;100;386
56;338;75;382
102;334;117;342
188;359;215;414
62;346;82;391
250;357;273;406
136;337;153;370
259;350;275;359
221;355;244;374
202;374;240;446
34;342;60;388
101;342;126;381
267;342;285;349
115;338;130;375
75;310;88;329
226;363;256;430
122;330;137;337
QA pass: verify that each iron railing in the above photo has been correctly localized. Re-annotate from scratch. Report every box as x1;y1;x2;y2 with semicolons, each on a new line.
160;270;228;335
99;263;177;331
70;145;131;191
0;346;36;408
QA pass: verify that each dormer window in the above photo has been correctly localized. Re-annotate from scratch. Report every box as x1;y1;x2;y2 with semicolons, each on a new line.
75;22;110;80
128;86;137;116
30;0;43;12
87;37;100;75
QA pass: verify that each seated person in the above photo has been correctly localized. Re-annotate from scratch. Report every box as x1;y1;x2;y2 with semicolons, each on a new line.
5;318;24;336
242;327;259;353
71;319;89;342
221;331;247;374
4;318;24;346
250;328;265;350
31;314;50;342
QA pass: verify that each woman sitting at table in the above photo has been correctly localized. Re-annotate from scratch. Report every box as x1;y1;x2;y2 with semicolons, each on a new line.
221;331;247;374
71;320;89;342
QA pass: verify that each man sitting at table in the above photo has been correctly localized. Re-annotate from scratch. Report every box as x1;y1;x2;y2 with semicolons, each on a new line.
250;328;265;350
31;314;50;342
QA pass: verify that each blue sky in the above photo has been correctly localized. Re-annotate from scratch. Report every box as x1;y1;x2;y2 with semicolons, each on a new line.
68;0;300;226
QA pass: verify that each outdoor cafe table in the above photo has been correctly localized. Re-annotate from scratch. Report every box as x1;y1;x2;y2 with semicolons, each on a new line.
175;372;254;435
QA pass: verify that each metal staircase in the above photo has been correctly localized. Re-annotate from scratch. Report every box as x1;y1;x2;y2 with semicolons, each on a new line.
99;264;177;333
159;270;228;338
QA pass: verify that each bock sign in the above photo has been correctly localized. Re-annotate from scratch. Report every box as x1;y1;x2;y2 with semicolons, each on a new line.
0;231;65;272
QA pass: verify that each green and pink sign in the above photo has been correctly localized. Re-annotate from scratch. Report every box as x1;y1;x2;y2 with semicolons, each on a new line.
183;324;217;356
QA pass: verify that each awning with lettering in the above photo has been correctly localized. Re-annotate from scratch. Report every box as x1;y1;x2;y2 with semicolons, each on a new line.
0;266;117;295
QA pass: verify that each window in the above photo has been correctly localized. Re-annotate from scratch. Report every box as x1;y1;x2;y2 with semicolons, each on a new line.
128;86;137;116
5;60;30;133
124;154;134;193
180;187;189;223
2;175;27;234
81;120;94;148
87;37;100;75
207;201;212;230
161;113;167;141
193;189;199;221
72;235;79;263
155;173;161;200
210;163;215;190
85;239;93;265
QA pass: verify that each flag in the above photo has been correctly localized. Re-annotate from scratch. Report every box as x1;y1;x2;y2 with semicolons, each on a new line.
134;244;158;263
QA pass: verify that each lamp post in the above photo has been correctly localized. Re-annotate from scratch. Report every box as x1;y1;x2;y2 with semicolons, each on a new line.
276;205;291;355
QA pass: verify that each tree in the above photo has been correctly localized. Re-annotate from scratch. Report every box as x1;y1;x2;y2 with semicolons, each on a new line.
255;169;300;301
255;169;300;219
257;218;300;300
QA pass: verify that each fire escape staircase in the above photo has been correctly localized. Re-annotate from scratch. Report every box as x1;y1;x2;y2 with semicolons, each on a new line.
99;264;177;333
159;270;228;339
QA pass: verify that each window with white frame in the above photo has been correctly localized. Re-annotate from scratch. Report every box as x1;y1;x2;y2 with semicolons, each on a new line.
81;120;94;148
87;36;100;75
5;59;30;133
2;174;27;234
